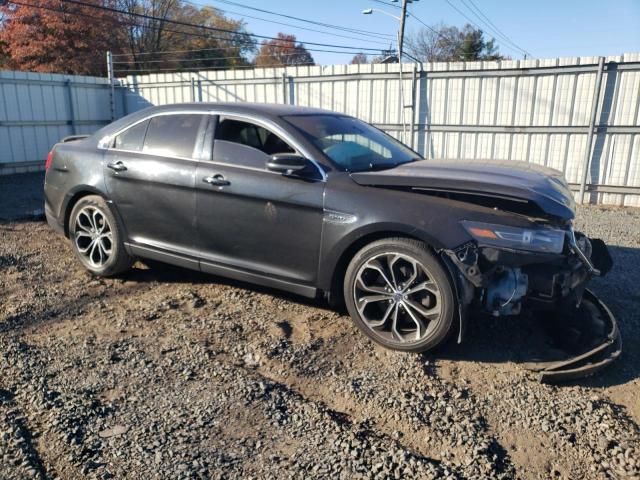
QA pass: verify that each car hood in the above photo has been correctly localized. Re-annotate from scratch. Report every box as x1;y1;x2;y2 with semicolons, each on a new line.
350;159;576;221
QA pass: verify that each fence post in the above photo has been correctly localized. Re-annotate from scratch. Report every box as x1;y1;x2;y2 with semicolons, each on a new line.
282;72;287;105
409;64;418;150
106;51;115;121
191;77;196;102
65;79;76;135
197;79;203;102
579;56;605;204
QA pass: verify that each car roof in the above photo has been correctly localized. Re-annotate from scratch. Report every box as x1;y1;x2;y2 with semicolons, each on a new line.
93;102;348;143
147;102;336;118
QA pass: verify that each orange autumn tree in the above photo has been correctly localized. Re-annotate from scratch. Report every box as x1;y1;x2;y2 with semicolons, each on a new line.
254;33;314;68
0;0;125;76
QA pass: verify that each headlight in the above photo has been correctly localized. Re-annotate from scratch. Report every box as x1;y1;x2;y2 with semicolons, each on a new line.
461;220;566;254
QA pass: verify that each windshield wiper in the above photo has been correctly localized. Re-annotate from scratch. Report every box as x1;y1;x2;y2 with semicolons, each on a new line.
368;158;421;171
366;162;402;171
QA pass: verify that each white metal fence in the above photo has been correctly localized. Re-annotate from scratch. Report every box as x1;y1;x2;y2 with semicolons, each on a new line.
2;53;639;207
0;70;124;175
118;53;640;206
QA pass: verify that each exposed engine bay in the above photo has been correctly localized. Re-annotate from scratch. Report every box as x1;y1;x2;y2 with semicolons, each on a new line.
350;158;621;382
442;222;619;383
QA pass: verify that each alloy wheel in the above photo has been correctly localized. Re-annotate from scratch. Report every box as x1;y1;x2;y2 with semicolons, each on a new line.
353;252;443;344
73;206;113;268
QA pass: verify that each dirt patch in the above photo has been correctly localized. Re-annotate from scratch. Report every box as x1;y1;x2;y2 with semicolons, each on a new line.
1;206;639;479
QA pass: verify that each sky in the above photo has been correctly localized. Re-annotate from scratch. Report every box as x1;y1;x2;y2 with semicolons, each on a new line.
195;0;640;65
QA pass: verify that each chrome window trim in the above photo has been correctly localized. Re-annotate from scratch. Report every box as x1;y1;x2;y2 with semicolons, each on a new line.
98;110;211;151
211;110;327;181
101;147;201;163
99;108;328;182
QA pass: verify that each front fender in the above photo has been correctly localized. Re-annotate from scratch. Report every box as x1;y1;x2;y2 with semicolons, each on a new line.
317;220;452;292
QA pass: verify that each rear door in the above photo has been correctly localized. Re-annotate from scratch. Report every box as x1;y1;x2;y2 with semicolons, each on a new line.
195;115;325;286
103;112;208;263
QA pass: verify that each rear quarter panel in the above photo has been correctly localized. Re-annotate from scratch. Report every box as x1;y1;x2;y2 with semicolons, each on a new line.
44;140;107;233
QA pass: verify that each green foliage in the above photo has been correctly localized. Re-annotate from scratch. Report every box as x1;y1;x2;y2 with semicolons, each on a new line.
406;23;507;63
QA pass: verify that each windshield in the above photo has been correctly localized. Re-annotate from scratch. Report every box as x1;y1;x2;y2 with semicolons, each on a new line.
283;114;419;172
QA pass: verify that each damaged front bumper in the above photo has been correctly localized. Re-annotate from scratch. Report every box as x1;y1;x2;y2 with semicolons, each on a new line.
524;289;622;383
443;229;621;382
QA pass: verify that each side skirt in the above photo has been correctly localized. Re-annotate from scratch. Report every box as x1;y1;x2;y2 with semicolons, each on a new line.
126;242;318;299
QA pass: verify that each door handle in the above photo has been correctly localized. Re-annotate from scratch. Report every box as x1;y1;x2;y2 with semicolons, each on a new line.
203;174;230;186
107;161;127;172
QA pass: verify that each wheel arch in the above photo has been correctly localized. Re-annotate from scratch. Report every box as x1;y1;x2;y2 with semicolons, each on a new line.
322;223;446;307
62;187;125;239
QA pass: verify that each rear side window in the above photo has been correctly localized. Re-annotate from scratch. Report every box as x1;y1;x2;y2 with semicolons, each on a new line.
114;119;149;151
142;114;204;158
216;118;295;156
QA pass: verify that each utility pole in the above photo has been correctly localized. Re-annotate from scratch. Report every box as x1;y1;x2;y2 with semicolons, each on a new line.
361;1;413;144
397;0;409;144
398;0;408;64
106;51;115;121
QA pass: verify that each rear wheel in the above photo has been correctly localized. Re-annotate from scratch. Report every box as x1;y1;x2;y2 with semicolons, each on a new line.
344;238;455;352
69;195;133;276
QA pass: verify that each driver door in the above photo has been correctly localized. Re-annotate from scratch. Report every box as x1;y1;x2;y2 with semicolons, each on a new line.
195;115;325;287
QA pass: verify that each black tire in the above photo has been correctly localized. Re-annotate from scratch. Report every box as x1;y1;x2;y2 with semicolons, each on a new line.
343;238;456;353
68;195;133;276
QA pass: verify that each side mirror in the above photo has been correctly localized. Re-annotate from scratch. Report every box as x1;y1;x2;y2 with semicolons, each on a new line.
266;153;310;175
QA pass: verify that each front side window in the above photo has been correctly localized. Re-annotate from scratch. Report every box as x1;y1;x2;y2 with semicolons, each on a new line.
215;118;295;156
142;114;204;158
113;119;149;152
283;114;418;172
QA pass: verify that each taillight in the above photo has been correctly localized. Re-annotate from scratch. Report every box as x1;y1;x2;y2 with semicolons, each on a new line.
45;149;54;170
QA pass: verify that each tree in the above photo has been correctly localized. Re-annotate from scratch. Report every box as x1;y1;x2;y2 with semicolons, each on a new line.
406;23;505;62
114;0;256;72
254;33;314;68
0;0;125;75
350;52;368;65
170;5;255;70
456;25;501;61
0;0;256;75
405;23;459;62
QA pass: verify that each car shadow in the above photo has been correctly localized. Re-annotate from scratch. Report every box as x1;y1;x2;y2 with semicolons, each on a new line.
11;230;633;388
134;246;639;388
125;260;334;311
129;245;640;387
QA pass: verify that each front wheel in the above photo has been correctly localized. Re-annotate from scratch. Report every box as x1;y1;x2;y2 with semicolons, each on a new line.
69;195;133;276
344;238;456;353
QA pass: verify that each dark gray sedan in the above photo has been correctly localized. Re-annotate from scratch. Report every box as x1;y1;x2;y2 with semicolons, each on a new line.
44;102;614;357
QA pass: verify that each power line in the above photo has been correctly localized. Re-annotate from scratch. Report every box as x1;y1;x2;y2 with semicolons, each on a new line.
372;0;529;57
442;0;529;57
208;0;396;39
360;0;460;58
460;0;531;57
8;0;386;60
112;49;372;66
185;0;394;42
113;63;305;74
194;2;386;45
182;1;392;46
113;44;386;60
370;0;402;9
56;0;384;53
8;0;257;53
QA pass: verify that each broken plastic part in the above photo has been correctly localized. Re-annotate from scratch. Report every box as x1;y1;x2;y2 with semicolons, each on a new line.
568;228;600;276
523;290;621;383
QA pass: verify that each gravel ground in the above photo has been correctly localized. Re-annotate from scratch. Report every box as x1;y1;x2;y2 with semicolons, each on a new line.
0;173;45;221
1;205;639;480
